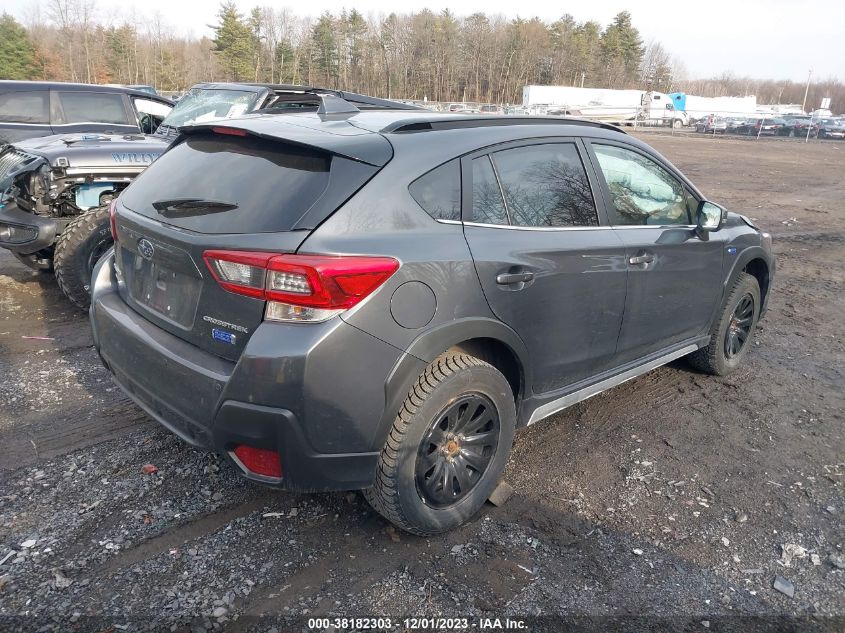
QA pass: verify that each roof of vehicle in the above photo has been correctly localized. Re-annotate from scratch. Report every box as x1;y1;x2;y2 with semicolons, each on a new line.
348;111;627;135
0;80;172;104
183;109;627;167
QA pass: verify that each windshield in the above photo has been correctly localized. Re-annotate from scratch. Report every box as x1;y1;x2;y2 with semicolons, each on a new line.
158;88;260;130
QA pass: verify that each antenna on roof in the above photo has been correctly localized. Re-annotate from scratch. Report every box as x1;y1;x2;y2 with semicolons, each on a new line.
317;94;360;116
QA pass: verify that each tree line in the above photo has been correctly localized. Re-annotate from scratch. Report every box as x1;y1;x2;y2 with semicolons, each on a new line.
1;2;842;113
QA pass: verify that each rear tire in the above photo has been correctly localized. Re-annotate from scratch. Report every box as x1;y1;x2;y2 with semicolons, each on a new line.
364;352;516;535
688;272;760;376
54;206;113;311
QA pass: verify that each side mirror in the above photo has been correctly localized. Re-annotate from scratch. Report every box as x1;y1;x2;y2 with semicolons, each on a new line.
696;201;725;237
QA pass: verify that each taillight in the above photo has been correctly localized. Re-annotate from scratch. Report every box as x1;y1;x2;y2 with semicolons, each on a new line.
108;199;118;240
203;250;399;323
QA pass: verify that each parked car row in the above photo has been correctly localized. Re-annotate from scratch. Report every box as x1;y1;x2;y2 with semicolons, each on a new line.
446;103;504;114
693;113;845;139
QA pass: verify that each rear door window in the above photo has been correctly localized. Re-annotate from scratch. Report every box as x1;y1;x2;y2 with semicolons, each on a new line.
0;91;49;123
121;133;332;234
471;156;508;225
56;91;130;124
490;143;598;227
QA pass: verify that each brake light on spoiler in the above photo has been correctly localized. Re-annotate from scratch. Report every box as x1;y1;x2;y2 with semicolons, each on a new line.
203;250;399;323
211;126;248;137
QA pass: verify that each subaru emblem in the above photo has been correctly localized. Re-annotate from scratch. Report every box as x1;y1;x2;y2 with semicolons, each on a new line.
138;238;155;260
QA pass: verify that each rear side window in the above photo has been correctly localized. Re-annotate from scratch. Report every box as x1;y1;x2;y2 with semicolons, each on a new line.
471;156;508;225
491;143;598;227
0;91;49;124
57;91;130;124
409;159;461;221
121;134;332;234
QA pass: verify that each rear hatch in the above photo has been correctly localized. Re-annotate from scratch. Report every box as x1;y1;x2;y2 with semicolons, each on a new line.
113;119;391;361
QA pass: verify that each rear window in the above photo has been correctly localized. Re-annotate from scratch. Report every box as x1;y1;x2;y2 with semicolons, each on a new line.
121;134;331;234
57;91;130;125
0;91;49;123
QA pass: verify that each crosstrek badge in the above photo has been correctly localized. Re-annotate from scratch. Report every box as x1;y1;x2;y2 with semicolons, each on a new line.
211;328;236;345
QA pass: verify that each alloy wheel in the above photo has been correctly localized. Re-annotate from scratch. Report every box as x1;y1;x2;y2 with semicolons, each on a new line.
725;293;754;358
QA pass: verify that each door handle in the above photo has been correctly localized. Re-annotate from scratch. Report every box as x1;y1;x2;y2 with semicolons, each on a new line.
628;253;655;266
496;271;535;285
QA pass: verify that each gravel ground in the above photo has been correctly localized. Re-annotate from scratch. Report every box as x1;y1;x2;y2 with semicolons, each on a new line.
0;133;843;632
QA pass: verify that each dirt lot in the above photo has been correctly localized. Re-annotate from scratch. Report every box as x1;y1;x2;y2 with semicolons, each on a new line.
0;133;843;632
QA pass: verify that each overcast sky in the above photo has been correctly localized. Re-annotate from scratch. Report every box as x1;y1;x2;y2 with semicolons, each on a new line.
6;0;843;82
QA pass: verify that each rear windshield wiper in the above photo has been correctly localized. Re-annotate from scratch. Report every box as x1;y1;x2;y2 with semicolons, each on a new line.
152;198;238;218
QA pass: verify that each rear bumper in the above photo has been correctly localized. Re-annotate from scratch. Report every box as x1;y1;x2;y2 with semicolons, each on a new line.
0;202;58;253
90;252;408;493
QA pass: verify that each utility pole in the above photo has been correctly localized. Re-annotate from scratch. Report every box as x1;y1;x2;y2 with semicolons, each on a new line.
802;69;812;113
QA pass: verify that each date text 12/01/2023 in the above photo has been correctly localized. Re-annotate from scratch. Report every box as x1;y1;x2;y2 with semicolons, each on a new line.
306;617;527;630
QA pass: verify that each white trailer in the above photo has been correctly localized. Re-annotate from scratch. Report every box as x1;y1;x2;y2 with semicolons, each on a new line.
522;86;644;109
522;85;686;126
668;93;758;121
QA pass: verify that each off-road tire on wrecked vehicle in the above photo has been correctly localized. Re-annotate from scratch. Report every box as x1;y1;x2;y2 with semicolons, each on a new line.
687;272;761;376
364;352;516;535
54;205;113;310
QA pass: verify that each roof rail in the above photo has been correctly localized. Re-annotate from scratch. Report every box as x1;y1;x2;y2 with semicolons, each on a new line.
381;116;627;135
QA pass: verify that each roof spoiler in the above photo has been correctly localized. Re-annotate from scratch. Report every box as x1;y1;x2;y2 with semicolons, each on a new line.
179;118;394;166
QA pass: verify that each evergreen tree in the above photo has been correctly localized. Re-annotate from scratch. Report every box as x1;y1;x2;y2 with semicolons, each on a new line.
274;39;297;84
0;14;37;80
212;2;255;81
309;13;338;85
600;11;644;85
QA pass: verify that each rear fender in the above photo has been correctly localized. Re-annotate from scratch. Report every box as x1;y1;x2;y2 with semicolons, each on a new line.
370;317;530;452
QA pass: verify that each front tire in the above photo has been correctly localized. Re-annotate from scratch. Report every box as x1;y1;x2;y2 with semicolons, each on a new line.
364;352;516;535
688;272;761;376
54;205;113;311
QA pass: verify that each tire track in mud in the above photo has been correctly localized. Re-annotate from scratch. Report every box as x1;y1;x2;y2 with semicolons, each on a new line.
227;510;430;622
94;494;271;576
521;364;692;456
0;403;155;470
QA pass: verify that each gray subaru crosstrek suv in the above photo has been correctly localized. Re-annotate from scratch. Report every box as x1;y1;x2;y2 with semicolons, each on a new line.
90;98;774;535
